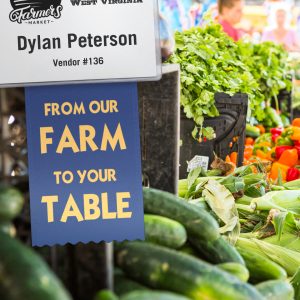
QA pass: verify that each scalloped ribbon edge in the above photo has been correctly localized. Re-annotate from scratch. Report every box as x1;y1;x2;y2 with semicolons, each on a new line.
32;236;145;247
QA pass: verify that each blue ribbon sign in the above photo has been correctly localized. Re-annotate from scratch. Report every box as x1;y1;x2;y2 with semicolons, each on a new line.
25;83;144;246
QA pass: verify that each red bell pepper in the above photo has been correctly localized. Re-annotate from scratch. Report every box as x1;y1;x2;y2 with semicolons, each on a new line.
295;145;300;157
275;145;293;159
286;167;300;182
271;128;283;135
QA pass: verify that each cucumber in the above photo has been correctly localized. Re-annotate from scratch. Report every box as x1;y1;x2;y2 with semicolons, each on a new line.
190;236;245;265
144;214;187;249
217;263;249;282
114;274;148;296
0;187;24;221
246;124;260;138
256;280;294;300
120;291;190;300
237;247;287;283
94;290;119;300
179;244;198;257
143;188;220;243
116;242;264;300
266;107;283;128
0;232;72;300
0;221;16;237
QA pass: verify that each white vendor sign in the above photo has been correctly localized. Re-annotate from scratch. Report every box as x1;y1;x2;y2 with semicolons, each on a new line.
0;0;161;86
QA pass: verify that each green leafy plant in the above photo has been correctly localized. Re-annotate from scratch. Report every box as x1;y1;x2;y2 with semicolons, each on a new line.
168;20;291;139
167;21;263;140
237;41;292;120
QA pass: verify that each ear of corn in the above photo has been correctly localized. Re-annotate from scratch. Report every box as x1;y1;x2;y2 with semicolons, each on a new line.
237;238;300;276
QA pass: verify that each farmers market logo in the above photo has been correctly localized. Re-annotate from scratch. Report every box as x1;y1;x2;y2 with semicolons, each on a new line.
9;0;63;24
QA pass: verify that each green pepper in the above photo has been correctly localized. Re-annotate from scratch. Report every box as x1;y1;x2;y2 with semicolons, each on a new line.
254;133;272;145
282;128;293;138
276;137;294;146
253;145;271;155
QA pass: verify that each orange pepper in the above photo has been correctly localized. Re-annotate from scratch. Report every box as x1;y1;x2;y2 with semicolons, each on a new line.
230;152;238;164
245;137;254;145
256;149;268;159
245;144;253;149
291;126;300;141
244;149;253;160
292;118;300;127
244;147;253;153
278;148;299;167
256;124;266;134
256;141;271;148
270;162;289;181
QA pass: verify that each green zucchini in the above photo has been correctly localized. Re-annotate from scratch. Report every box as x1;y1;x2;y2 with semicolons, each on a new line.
217;263;249;282
190;236;245;265
246;124;260;138
116;242;264;300
0;232;71;300
94;290;119;300
144;214;187;249
143;188;220;243
237;247;287;283
0;187;24;221
120;291;190;300
0;221;16;237
256;280;294;300
114;274;148;296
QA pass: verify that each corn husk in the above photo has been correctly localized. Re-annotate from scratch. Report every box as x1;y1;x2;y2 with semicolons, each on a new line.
237;237;300;276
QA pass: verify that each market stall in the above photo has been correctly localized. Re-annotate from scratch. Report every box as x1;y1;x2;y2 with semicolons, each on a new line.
2;0;300;300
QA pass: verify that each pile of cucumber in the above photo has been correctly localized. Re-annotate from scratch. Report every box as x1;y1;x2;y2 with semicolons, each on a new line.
0;184;295;300
107;188;294;300
0;186;72;300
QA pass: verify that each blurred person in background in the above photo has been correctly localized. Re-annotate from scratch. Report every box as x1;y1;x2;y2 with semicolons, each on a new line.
218;0;244;41
264;0;294;28
262;8;300;51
